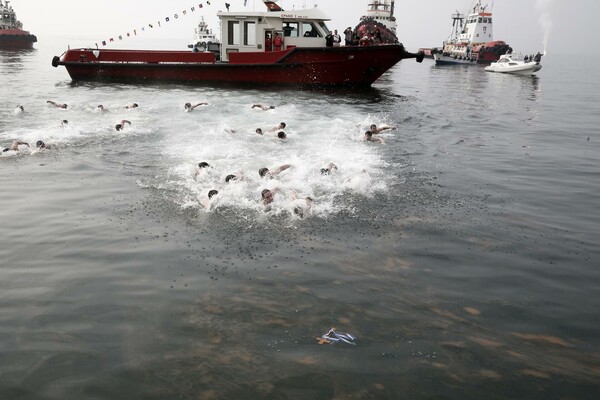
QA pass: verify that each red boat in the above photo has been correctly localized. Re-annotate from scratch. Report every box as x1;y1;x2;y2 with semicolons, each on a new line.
52;1;423;87
0;1;37;49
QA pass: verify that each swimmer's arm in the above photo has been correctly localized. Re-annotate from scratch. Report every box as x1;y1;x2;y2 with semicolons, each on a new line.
191;102;208;110
272;164;291;175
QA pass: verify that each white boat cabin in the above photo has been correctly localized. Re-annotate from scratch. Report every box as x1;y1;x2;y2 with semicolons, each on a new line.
217;7;331;62
457;0;494;45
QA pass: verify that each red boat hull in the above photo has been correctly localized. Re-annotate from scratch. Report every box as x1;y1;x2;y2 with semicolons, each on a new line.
0;29;37;49
53;45;423;87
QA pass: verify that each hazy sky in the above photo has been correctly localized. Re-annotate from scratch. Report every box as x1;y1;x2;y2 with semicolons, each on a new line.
10;0;597;54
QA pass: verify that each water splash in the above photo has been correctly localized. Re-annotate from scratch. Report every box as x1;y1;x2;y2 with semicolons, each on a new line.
535;0;555;54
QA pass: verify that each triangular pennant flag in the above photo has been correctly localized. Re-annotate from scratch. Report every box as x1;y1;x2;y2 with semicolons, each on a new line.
118;35;123;40
225;3;230;11
158;21;162;27
174;14;179;19
165;17;170;22
109;38;114;42
207;1;211;5
149;24;153;28
102;40;106;46
183;10;187;15
127;32;130;37
134;29;137;35
191;6;195;12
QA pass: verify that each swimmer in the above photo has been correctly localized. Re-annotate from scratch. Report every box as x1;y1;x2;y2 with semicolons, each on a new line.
290;191;313;219
96;105;109;112
125;103;139;109
61;119;69;127
115;120;131;131
47;100;68;109
277;131;287;140
255;128;263;135
3;140;30;152
268;122;286;133
184;102;208;112
363;131;385;144
252;104;275;111
14;105;24;115
261;187;280;206
225;171;244;183
258;164;291;179
320;162;338;175
200;189;219;209
36;140;52;150
370;124;396;134
194;162;210;180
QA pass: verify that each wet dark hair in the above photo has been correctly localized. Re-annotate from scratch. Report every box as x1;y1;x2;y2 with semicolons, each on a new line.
132;103;138;108
277;131;286;139
269;106;275;109
258;167;269;177
62;104;68;109
280;122;286;128
198;162;210;168
184;102;192;109
98;105;103;108
115;124;123;131
320;168;329;175
225;174;236;183
256;128;263;135
18;105;24;111
36;140;45;148
261;189;271;198
2;148;9;152
365;130;373;137
370;124;377;130
208;190;219;199
62;120;68;124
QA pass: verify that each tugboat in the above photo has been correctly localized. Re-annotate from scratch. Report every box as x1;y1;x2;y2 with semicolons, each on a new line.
355;0;398;44
433;0;510;65
0;0;37;49
52;0;423;87
187;17;220;59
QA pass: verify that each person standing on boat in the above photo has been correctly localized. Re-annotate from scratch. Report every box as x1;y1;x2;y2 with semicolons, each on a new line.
534;52;542;63
273;33;283;51
344;27;353;46
325;31;334;47
265;33;272;52
332;30;341;47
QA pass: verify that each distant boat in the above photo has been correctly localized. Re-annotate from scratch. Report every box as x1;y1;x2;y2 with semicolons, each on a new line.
52;0;423;88
355;0;399;45
433;0;511;65
485;52;543;75
187;17;220;60
0;0;37;49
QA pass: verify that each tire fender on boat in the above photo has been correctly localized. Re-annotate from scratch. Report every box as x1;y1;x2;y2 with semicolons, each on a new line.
51;56;59;68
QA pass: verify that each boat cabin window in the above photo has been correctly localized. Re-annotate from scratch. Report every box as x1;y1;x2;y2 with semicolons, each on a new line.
318;22;330;35
302;22;322;37
244;21;256;45
227;21;240;45
488;18;492;23
478;17;482;23
483;18;488;23
283;22;298;37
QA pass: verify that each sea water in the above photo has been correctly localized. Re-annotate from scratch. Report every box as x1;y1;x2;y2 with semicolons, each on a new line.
1;37;599;399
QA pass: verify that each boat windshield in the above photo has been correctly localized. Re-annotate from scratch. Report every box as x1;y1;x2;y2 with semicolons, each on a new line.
319;21;330;35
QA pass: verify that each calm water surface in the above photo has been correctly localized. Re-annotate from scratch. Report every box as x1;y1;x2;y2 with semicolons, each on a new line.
1;37;599;399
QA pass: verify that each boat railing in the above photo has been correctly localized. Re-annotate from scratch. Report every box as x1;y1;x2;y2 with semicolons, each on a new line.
61;49;216;65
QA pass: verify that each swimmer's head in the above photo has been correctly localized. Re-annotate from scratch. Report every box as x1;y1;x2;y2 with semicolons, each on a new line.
132;103;138;108
115;124;123;131
256;128;263;135
184;102;192;109
98;105;104;109
18;105;24;111
36;140;45;148
208;190;219;199
261;189;274;204
62;119;68;125
225;174;236;183
370;124;377;131
258;167;269;178
269;106;275;109
365;130;373;138
61;104;68;109
277;131;286;140
198;162;210;169
320;168;329;175
279;122;286;129
2;148;9;152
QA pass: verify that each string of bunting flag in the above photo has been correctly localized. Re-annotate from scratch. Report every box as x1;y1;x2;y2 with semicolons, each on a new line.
93;1;244;48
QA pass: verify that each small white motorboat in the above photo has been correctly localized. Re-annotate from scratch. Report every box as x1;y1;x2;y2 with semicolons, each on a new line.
485;52;543;75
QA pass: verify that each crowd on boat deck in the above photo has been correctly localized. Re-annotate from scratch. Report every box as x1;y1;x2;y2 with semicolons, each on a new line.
4;101;397;218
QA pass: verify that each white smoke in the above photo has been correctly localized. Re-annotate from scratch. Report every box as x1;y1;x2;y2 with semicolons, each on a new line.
535;0;555;54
